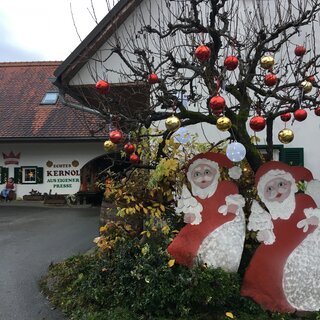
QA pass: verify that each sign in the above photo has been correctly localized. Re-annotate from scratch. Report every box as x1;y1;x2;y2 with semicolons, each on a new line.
46;160;80;190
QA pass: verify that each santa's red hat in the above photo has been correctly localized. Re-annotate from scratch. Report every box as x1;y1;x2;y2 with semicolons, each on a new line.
255;161;313;187
186;152;233;173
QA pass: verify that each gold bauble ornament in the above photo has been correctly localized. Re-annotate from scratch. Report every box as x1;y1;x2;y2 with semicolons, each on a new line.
301;80;313;93
165;115;181;131
216;116;232;131
260;56;275;69
278;128;294;144
103;140;116;152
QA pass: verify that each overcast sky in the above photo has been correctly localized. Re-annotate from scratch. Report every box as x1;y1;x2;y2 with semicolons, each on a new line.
0;0;110;62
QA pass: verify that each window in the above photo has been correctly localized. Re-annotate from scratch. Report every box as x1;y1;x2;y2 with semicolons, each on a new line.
40;92;59;105
14;167;44;184
22;167;37;184
256;145;304;166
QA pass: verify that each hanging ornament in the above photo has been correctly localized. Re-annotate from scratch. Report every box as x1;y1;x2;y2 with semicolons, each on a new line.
294;45;306;57
103;140;116;152
308;75;315;83
315;107;320;116
195;45;211;62
95;80;110;94
264;73;278;87
129;153;140;163
216;116;232;131
165;115;181;132
212;108;224;116
224;56;239;71
148;73;159;84
260;56;275;70
278;128;294;144
109;130;123;144
301;80;313;93
124;143;135;154
210;95;226;111
249;116;266;132
294;109;307;122
226;142;246;162
280;113;291;122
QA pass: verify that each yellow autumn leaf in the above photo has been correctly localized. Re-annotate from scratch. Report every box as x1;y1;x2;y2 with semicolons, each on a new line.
225;312;234;319
160;204;165;212
168;259;175;267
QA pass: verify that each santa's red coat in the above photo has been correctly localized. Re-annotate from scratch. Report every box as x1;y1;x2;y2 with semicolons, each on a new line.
167;180;239;268
241;193;317;313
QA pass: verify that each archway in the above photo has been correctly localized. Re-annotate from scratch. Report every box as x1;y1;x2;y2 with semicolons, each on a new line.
78;152;129;205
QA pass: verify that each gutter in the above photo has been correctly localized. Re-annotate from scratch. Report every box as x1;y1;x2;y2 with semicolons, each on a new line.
58;91;106;119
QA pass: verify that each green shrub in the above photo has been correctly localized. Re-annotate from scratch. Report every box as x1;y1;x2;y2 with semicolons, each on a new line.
40;235;320;320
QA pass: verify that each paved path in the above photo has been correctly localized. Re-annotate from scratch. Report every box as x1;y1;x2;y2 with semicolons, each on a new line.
0;202;100;320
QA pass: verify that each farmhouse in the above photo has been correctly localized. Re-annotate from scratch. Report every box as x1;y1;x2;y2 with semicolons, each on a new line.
0;61;109;199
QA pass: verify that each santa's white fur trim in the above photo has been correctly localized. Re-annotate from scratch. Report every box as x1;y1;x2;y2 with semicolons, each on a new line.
229;166;242;180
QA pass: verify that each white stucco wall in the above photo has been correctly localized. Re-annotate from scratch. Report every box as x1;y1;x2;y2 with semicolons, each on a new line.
0;141;105;198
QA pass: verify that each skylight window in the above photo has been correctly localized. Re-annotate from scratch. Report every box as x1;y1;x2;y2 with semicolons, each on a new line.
40;92;59;105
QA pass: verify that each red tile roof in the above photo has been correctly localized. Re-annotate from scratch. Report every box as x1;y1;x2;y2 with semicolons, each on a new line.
0;61;107;141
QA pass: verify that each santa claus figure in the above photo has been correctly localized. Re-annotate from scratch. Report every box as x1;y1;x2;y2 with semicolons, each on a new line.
167;152;246;272
241;161;320;312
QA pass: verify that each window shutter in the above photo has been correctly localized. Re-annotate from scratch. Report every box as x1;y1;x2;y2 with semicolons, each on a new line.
0;167;9;184
14;167;22;183
36;167;44;184
280;148;304;166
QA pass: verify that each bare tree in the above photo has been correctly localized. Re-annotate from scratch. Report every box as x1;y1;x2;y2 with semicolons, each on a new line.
66;0;320;172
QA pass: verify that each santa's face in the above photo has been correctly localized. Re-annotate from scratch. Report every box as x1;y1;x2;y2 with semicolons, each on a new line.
191;164;217;189
263;177;292;203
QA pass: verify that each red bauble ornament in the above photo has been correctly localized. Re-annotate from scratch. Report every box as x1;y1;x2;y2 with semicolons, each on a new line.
280;113;291;122
224;55;239;71
209;96;226;110
95;80;110;94
195;45;211;62
129;153;140;163
249;116;266;132
148;73;159;84
264;73;278;87
308;75;316;83
124;143;135;154
294;109;307;121
294;45;306;57
212;108;224;116
109;130;123;144
315;107;320;116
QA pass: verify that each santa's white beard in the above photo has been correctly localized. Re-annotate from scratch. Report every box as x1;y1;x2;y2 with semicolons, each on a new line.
190;179;218;199
261;191;296;220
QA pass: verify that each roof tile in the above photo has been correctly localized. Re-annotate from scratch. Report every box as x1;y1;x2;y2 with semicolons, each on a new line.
0;61;107;140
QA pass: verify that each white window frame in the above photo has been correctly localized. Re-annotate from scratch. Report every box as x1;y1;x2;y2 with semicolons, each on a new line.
22;167;37;184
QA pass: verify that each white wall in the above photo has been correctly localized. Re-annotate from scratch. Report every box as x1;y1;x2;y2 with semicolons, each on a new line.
0;141;105;198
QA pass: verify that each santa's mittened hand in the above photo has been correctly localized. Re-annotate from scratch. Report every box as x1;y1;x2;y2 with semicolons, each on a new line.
256;229;275;245
184;213;196;224
297;219;309;233
183;212;202;225
218;204;228;216
297;216;319;232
